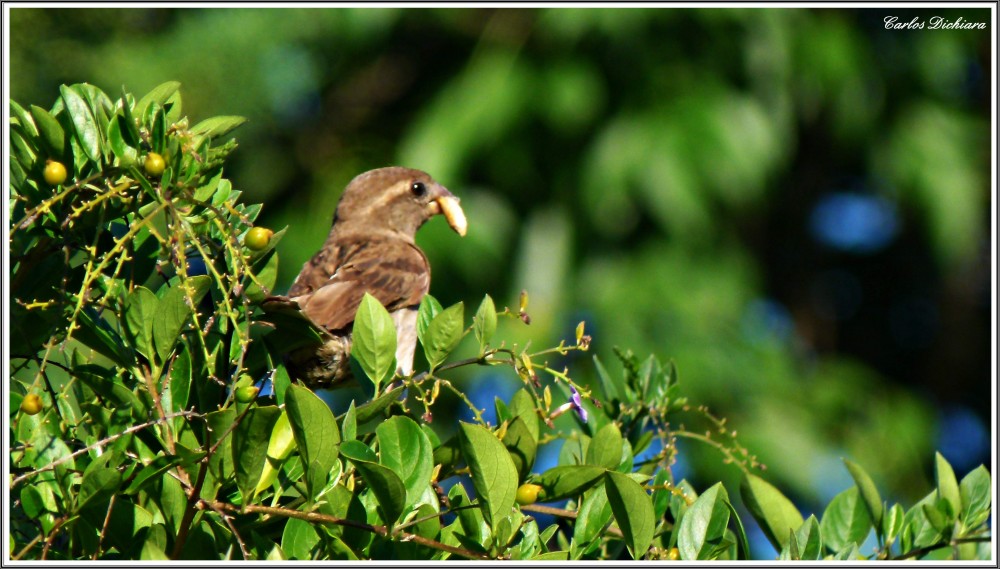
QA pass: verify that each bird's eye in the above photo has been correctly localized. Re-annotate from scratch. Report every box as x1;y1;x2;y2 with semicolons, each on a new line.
410;181;426;197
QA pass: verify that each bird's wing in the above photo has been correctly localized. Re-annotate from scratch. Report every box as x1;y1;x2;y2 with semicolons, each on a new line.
291;239;430;332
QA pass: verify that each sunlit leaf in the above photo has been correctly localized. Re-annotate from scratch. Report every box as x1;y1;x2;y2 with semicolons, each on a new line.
351;293;397;391
606;470;655;559
458;422;518;526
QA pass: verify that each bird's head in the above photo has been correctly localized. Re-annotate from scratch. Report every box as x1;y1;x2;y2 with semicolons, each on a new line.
333;167;467;238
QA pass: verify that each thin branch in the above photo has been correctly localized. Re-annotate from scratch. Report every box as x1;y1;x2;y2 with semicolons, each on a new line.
94;494;117;560
207;500;491;560
520;503;624;539
170;456;211;559
205;501;250;560
10;410;202;487
893;535;992;561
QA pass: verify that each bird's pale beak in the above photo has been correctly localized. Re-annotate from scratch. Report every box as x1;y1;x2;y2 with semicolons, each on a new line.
433;194;467;237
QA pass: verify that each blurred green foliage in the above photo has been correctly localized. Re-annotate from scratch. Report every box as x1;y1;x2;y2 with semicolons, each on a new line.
9;5;991;522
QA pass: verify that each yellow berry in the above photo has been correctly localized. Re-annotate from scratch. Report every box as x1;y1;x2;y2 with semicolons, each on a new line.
144;152;166;177
516;483;543;505
235;385;259;404
43;160;67;185
20;394;43;415
245;227;274;251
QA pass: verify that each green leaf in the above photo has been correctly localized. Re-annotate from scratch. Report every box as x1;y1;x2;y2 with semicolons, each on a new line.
593;355;625;403
447;482;489;546
339;439;377;462
508;388;540;442
421;302;465;370
725;499;751;560
458;422;519;526
168;344;192;413
189;115;248;139
820;487;872;553
285;384;340;500
271;364;291;406
376;416;434;509
233;406;280;504
205;409;236;481
74;363;145;415
678;482;731;560
501;417;537;482
572;485;613;556
255;411;297;496
30;104;66;158
416;295;443;340
245;250;278;302
739;473;804;551
341;445;407;526
533;551;570;560
11;99;38;138
118;88;141;146
606;470;655;559
124;286;158;361
73;307;131;368
153;276;210;363
534;465;606;502
882;502;905;543
77;451;123;511
351;293;397;391
20;486;47;519
959;464;991;529
586;422;623;470
124;454;186;496
348;385;406;424
341;401;358;442
163;89;183;126
922;497;951;533
651;469;672;519
59;84;101;163
793;515;823;560
934;452;961;519
135;81;181;122
901;491;944;549
473;294;497;353
844;458;883;529
281;517;319;560
832;542;862;560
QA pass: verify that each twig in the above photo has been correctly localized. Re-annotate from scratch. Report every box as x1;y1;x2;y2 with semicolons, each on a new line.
94;494;117;559
10;410;201;487
520;503;624;539
893;536;991;561
205;500;250;560
170;455;211;559
40;516;69;560
207;500;491;560
12;533;43;560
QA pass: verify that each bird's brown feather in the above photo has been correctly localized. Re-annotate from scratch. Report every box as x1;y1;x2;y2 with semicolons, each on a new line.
291;237;430;332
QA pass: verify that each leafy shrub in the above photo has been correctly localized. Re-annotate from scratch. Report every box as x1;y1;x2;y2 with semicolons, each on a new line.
8;83;991;561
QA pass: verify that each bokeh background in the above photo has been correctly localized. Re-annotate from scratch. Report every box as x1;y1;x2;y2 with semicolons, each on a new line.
9;5;993;558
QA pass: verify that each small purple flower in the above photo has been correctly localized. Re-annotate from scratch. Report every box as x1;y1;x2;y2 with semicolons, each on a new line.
569;386;588;423
550;386;589;423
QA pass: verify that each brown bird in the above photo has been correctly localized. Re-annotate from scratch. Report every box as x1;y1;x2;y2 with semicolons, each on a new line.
266;167;467;389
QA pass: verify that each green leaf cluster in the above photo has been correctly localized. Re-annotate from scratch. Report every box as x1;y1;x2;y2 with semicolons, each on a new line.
8;82;990;562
